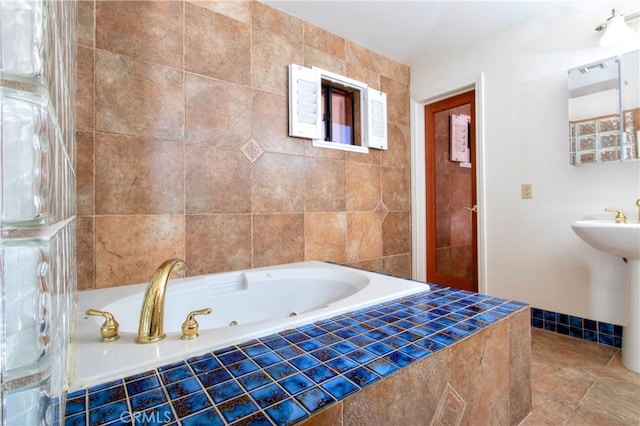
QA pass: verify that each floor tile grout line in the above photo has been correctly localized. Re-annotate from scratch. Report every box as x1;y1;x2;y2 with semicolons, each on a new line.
562;380;598;426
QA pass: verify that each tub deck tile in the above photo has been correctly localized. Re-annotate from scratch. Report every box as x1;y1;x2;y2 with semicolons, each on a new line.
67;283;528;426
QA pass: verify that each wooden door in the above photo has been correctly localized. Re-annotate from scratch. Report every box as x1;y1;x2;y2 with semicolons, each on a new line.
425;91;477;292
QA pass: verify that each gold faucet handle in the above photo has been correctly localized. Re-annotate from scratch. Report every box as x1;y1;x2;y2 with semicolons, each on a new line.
181;308;212;340
86;309;120;342
604;208;627;224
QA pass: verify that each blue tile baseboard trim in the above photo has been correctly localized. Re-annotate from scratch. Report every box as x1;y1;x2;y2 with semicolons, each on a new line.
530;307;622;348
66;286;528;426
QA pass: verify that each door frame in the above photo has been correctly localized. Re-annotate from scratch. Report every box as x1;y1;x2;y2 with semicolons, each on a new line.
411;73;488;294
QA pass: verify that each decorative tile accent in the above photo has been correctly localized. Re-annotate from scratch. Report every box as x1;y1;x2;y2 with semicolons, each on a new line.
531;307;622;348
374;200;389;222
240;138;264;164
66;286;527;425
430;383;467;426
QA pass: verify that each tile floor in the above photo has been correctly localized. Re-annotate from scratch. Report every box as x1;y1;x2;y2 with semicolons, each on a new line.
521;328;640;425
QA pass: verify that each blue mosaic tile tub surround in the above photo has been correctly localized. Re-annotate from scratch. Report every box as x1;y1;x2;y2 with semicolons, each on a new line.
65;285;527;426
530;307;622;348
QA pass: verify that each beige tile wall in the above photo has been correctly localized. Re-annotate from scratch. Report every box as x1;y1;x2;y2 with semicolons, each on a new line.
76;0;412;290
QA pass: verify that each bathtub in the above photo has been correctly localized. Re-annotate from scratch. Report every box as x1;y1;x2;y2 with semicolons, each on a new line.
70;261;429;389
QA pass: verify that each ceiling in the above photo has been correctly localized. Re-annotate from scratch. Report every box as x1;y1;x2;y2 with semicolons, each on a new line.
262;1;631;68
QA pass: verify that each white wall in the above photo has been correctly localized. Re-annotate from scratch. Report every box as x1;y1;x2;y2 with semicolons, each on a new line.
411;2;640;325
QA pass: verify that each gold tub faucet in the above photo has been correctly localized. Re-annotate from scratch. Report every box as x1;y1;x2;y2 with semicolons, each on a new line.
136;259;187;344
636;199;640;222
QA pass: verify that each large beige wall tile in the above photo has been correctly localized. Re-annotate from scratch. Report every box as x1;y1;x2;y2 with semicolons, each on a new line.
382;212;411;256
305;212;347;263
343;350;450;424
252;27;303;95
76;131;94;216
95;215;185;287
185;73;251;147
252;90;305;156
382;123;410;168
347;212;382;262
382;166;410;211
75;46;94;132
345;62;379;90
95;133;184;215
96;1;183;69
304;23;345;59
185;2;251;85
251;1;303;43
379;56;410;87
346;42;380;73
76;216;94;290
381;76;410;126
253;153;304;213
346;162;380;211
189;0;252;23
348;258;384;274
253;214;304;267
185;145;251;214
95;51;184;139
305;157;346;212
76;0;94;47
306;143;346;160
185;214;252;275
304;46;345;76
347;148;380;166
450;320;511;425
383;254;412;279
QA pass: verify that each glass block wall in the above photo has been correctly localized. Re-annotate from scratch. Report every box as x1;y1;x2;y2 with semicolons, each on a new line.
569;109;640;165
0;0;77;424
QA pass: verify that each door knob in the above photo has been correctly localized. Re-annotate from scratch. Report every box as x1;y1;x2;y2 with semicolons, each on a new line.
464;205;478;213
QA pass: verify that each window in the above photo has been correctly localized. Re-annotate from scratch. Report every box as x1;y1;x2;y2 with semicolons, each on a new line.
288;64;387;153
321;80;358;146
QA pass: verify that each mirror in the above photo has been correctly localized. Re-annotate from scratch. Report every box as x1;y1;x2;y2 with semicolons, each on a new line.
568;50;639;165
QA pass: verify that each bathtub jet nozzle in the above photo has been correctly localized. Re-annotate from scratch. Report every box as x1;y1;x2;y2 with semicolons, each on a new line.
136;259;187;344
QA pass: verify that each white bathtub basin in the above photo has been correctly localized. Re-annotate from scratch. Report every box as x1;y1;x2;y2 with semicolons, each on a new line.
104;267;369;333
70;261;429;389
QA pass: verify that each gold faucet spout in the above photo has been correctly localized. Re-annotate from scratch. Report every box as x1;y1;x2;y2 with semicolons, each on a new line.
136;259;187;344
636;199;640;223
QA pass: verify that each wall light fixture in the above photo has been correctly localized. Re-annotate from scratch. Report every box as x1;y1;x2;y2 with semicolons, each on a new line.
595;8;639;46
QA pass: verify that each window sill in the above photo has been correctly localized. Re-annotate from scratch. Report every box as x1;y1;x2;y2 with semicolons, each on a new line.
312;140;369;154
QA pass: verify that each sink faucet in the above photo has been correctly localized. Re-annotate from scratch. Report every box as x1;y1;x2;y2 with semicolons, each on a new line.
136;259;187;344
605;208;627;224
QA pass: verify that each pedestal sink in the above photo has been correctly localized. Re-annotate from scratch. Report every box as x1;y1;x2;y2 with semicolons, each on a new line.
572;220;640;373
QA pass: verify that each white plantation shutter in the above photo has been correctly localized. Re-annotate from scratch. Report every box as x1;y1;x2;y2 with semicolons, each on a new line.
288;64;322;139
365;87;387;150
